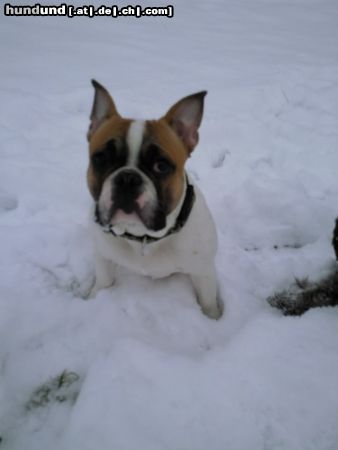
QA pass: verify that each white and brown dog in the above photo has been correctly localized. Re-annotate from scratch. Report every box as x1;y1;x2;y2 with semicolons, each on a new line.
87;80;222;319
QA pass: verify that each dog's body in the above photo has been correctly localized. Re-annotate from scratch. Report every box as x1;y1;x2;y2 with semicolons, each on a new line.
87;81;222;319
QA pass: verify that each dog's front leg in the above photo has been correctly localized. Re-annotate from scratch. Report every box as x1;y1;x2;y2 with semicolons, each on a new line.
190;268;223;320
89;253;117;298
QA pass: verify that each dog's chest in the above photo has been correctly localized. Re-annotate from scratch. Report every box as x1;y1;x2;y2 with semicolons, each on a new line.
90;185;217;279
96;231;186;278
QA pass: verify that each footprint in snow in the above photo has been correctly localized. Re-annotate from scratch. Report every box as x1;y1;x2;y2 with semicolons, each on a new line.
0;190;18;213
211;149;230;169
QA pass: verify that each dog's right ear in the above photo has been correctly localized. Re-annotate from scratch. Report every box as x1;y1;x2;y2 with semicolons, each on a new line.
87;80;120;141
163;91;207;154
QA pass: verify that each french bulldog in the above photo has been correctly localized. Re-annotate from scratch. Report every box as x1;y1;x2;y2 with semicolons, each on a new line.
87;80;222;319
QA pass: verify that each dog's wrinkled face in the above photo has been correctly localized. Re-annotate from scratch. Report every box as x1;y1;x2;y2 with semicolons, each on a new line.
87;80;206;233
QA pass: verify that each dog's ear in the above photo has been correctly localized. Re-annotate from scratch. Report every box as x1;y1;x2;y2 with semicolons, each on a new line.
87;80;120;141
163;91;207;154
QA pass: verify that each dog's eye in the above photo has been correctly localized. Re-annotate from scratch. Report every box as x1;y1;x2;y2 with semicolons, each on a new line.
105;139;116;153
153;158;173;175
91;140;116;170
91;151;107;169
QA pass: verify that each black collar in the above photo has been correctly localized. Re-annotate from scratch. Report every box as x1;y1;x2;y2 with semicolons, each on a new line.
95;178;195;245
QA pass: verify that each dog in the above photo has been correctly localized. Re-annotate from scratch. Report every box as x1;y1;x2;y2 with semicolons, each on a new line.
86;80;222;319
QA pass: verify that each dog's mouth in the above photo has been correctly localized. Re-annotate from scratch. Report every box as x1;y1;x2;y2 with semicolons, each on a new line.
97;197;142;226
96;200;167;234
109;202;143;225
112;209;140;225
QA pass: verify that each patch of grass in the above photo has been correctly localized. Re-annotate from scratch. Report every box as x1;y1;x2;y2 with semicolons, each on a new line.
25;370;81;411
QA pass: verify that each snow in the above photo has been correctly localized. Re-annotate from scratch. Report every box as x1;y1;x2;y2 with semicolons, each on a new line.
1;1;338;449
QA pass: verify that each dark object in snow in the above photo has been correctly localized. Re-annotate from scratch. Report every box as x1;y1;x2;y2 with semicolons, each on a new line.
268;273;338;316
25;370;81;411
268;219;338;316
332;218;338;260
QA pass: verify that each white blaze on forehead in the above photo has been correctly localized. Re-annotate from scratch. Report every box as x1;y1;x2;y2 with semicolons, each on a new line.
126;120;145;166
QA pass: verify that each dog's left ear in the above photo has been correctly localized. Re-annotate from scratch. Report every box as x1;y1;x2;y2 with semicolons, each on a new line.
87;79;120;141
163;91;207;154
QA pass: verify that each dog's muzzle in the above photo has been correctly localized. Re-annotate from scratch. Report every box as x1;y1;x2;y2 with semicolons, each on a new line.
113;169;143;214
95;176;196;245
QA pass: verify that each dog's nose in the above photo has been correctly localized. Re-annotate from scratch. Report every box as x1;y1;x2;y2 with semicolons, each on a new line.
114;170;143;188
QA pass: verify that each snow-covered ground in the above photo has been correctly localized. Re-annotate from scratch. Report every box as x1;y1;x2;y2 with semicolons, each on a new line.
1;1;338;449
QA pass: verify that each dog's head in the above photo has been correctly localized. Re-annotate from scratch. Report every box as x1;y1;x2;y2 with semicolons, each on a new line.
87;80;206;235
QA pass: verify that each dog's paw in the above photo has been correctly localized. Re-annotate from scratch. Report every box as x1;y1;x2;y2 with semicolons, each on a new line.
86;283;103;299
86;279;115;299
201;301;223;320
